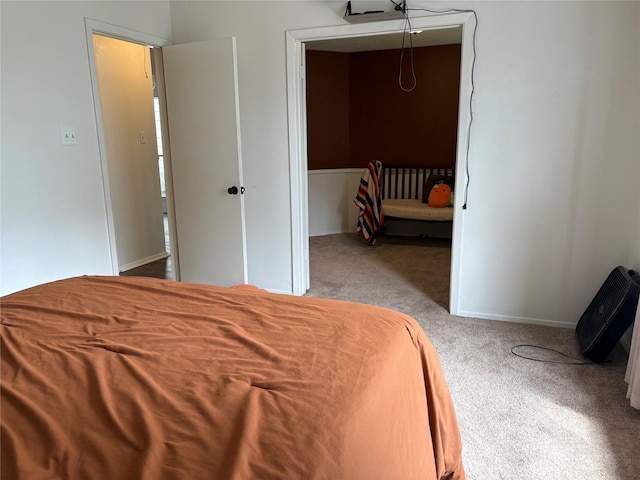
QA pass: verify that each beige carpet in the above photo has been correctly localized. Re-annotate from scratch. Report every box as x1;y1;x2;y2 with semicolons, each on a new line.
306;233;639;480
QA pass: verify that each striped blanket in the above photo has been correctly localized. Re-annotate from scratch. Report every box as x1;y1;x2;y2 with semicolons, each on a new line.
354;160;384;245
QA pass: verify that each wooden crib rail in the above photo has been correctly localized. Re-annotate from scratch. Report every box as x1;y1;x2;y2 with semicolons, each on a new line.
380;166;454;200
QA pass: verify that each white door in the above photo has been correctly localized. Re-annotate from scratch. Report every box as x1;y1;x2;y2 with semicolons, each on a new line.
162;37;248;286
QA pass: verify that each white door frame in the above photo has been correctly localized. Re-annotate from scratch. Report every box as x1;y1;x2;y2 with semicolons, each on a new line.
84;18;177;277
285;12;476;315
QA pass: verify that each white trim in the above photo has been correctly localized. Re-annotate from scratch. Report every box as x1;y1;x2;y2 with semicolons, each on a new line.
119;251;169;273
309;229;355;237
449;13;476;317
230;36;250;284
286;12;476;312
84;18;171;276
265;288;294;296
286;36;309;295
85;18;170;48
152;48;181;281
457;310;576;329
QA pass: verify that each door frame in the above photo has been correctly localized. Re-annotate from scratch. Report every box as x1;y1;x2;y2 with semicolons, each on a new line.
84;18;179;278
285;12;476;314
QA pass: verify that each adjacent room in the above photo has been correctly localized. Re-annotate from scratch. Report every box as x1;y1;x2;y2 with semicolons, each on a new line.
305;27;462;309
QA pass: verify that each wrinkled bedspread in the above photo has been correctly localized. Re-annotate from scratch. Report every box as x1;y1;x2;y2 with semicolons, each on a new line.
1;276;464;480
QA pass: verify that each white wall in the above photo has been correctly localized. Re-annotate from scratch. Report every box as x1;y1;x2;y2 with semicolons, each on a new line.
0;1;172;295
308;169;361;236
169;1;640;326
2;1;639;329
93;34;166;271
459;0;640;326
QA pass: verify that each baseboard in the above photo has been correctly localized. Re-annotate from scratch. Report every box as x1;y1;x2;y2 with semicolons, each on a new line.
310;229;356;237
265;288;294;295
457;310;576;329
119;251;169;272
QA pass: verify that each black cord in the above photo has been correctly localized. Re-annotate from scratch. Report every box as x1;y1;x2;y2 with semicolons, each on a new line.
400;5;478;210
389;0;406;13
510;344;597;365
398;14;417;92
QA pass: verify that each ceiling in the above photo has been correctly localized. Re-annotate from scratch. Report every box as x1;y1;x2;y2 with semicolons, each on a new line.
305;25;462;53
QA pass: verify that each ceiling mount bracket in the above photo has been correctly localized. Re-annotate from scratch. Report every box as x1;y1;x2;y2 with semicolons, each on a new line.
344;1;406;24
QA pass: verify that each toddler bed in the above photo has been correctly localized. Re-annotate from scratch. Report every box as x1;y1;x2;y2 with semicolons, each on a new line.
381;165;455;220
380;165;455;237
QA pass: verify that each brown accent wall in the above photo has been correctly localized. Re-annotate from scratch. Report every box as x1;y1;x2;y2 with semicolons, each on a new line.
306;50;350;170
306;44;461;170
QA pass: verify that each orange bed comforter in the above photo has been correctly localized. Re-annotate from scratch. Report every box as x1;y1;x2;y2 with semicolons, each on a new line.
1;276;464;480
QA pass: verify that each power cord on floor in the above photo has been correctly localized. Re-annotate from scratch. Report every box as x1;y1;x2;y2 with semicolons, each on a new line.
510;344;599;365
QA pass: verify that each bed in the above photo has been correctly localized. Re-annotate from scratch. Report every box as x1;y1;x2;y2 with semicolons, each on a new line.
1;275;464;480
380;166;455;238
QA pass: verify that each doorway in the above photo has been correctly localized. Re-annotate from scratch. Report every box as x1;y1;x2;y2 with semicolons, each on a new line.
120;58;174;280
304;31;461;307
85;19;178;281
87;20;247;287
286;12;476;315
91;33;172;279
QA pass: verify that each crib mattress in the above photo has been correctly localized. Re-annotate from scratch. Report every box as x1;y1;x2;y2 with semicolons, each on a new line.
382;199;454;221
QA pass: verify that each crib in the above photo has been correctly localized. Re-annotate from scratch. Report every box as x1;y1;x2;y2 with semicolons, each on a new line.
380;165;455;238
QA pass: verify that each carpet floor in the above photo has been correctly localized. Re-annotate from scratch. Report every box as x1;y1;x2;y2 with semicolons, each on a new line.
306;233;639;480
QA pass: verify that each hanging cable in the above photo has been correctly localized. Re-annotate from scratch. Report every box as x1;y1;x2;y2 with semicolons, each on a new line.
398;14;417;92
400;4;478;210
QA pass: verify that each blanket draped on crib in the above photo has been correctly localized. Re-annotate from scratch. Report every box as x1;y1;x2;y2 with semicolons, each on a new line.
354;160;384;245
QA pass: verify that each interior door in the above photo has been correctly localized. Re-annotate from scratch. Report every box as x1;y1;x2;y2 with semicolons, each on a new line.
162;37;248;286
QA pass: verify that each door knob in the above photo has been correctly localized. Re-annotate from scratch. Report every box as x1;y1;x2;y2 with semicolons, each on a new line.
227;186;245;195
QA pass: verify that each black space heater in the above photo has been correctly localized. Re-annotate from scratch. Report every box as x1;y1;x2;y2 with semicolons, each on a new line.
575;266;640;362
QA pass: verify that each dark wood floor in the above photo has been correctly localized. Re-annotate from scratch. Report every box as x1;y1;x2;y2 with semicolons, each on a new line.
119;215;173;280
120;256;172;280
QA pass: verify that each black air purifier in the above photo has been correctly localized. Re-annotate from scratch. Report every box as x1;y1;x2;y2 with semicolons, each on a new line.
576;266;640;363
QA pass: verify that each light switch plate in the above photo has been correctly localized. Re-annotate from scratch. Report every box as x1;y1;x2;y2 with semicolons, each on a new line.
60;127;77;145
